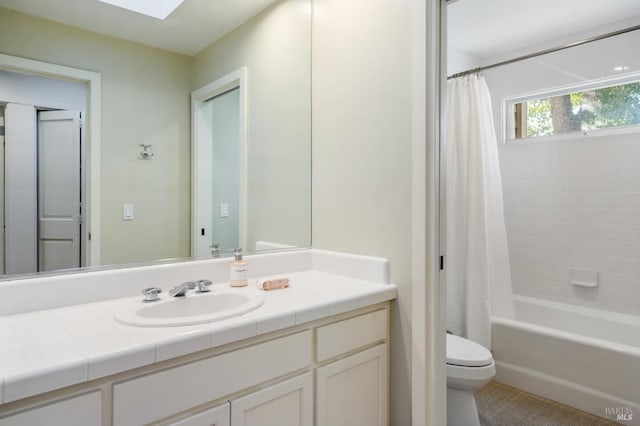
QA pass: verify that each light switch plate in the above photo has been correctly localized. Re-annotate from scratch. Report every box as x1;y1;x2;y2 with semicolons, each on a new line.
123;204;134;221
220;203;229;218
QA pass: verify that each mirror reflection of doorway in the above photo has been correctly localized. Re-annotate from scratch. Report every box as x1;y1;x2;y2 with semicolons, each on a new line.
2;105;84;275
0;69;86;275
209;87;241;253
192;67;247;258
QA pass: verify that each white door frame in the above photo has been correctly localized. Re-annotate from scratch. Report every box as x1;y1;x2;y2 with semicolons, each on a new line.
0;53;101;267
411;0;447;425
191;67;248;256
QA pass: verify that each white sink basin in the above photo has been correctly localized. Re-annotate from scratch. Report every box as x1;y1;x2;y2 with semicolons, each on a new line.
114;288;264;327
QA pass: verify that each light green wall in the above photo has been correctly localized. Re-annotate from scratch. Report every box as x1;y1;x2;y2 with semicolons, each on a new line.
311;0;413;424
0;8;192;266
192;0;312;252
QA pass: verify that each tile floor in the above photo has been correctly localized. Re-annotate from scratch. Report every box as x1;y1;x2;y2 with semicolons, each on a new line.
475;381;622;426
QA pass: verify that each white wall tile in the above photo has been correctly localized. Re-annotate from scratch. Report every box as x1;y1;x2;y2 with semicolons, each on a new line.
499;131;640;316
599;272;638;292
588;224;640;241
619;290;640;312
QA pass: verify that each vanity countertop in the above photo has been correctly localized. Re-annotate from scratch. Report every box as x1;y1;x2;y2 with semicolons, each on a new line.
0;254;396;405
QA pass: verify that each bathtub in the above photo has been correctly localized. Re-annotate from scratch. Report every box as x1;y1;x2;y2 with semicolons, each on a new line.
492;295;640;424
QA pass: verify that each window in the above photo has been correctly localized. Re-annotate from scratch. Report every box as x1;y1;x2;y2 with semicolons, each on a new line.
507;78;640;141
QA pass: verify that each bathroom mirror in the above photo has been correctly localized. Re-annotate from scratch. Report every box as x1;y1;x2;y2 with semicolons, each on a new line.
0;0;311;279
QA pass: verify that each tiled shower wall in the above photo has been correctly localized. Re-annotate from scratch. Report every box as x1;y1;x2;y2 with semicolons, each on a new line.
499;131;640;316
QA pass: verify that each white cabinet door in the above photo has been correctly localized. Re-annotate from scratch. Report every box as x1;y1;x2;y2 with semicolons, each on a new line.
230;373;313;426
0;391;101;426
168;403;230;426
113;331;311;425
316;344;388;426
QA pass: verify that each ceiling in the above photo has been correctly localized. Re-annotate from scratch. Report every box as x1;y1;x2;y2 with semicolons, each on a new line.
448;0;640;60
4;0;639;62
0;0;279;56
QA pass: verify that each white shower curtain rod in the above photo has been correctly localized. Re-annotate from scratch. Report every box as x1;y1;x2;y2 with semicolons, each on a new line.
447;23;640;80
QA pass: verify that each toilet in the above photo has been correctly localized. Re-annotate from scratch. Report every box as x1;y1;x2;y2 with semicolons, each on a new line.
446;333;496;426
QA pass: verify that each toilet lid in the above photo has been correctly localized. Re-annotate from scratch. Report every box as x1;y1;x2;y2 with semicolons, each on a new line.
446;334;493;367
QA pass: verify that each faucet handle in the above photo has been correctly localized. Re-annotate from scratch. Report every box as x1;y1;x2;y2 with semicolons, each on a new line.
142;287;162;302
195;279;212;293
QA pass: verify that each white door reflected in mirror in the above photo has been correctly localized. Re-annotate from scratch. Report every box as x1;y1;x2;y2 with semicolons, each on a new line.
192;69;247;257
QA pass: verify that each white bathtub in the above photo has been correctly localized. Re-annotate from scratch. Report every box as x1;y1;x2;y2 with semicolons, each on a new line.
492;295;640;424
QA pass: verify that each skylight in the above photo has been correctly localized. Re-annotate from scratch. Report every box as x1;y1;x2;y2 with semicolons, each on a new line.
97;0;185;20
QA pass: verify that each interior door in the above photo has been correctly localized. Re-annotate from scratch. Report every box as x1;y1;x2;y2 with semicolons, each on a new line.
194;87;242;256
4;103;37;275
38;110;82;271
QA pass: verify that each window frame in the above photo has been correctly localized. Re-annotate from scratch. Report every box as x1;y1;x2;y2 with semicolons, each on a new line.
502;73;640;144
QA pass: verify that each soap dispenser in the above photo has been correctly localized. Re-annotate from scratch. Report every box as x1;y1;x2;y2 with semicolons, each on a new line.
229;248;248;287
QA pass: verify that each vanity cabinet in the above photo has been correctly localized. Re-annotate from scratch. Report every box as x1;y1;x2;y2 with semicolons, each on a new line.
315;309;389;426
0;391;101;426
230;373;313;426
113;331;312;425
168;403;230;426
316;345;388;426
0;304;389;426
166;373;313;426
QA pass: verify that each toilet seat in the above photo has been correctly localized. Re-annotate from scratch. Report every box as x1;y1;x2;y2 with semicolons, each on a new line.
447;362;495;383
446;334;492;367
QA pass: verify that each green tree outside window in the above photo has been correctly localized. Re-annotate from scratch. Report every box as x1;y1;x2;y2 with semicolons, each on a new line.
519;82;640;138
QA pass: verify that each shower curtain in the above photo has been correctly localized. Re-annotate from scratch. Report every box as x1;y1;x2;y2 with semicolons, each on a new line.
445;75;513;349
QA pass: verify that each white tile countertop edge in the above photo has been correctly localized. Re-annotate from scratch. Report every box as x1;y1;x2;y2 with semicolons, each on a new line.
0;250;396;405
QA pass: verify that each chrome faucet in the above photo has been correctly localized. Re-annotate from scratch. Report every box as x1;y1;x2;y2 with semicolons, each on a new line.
168;279;213;297
142;287;162;302
169;281;195;297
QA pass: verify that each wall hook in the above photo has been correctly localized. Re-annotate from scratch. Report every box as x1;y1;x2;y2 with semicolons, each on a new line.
139;144;154;159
